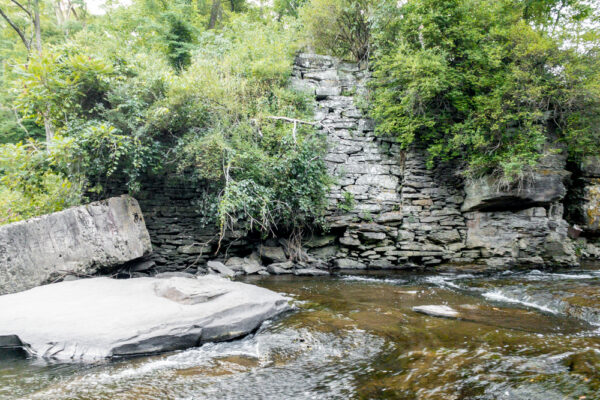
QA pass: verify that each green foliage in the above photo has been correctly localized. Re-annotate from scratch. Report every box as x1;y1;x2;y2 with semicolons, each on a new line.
339;191;355;212
14;52;115;131
370;0;600;180
1;6;330;239
300;0;374;61
0;139;81;224
170;17;331;237
274;0;307;18
164;12;194;70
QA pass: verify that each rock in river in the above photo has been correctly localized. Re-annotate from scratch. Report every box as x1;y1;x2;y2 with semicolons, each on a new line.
412;305;460;319
0;276;289;361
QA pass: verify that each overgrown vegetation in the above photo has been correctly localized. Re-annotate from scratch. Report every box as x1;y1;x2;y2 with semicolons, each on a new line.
301;0;600;181
1;0;599;239
0;0;330;239
369;0;600;181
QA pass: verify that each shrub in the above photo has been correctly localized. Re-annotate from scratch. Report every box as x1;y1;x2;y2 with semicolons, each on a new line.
370;0;600;180
0;140;81;225
300;0;374;61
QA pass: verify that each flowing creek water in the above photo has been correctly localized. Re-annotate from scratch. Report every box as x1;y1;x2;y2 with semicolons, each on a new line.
1;266;600;400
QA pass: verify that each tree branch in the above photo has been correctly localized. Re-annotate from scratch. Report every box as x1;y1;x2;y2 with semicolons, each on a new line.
0;6;30;51
265;116;333;134
9;0;32;17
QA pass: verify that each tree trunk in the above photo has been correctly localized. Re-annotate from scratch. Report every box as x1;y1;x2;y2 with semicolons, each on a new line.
0;6;31;51
43;111;54;143
208;0;222;29
33;0;54;143
33;0;42;54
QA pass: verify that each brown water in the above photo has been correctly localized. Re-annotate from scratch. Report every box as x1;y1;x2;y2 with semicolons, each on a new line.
1;269;600;400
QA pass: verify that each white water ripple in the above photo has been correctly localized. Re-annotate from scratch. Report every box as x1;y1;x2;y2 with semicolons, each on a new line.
483;290;558;314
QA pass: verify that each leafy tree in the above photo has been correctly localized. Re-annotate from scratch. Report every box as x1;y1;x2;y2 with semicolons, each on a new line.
0;139;81;224
274;0;307;18
300;0;374;61
370;0;600;180
164;12;193;70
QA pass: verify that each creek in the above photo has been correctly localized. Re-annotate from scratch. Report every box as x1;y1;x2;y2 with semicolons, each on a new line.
1;266;599;399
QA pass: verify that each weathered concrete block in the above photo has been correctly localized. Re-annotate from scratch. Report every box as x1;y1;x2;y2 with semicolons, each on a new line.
0;195;152;295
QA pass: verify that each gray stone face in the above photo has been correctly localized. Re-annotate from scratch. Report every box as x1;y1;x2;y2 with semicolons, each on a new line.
462;172;568;212
568;157;600;233
304;235;337;248
0;276;289;361
207;261;235;278
581;156;600;177
464;206;577;267
268;261;293;270
259;245;288;263
579;180;600;231
267;264;293;274
0;195;152;295
334;258;367;269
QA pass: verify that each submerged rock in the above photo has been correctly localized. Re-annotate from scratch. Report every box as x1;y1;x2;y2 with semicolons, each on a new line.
0;276;289;361
294;268;330;276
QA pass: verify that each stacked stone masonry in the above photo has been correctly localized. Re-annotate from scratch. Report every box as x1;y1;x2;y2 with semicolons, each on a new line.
294;53;585;270
106;53;597;274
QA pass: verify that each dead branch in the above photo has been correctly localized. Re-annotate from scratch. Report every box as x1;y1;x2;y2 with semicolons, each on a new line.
265;115;333;134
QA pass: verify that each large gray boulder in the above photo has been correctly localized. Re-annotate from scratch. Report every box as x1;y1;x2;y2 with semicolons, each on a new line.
462;146;570;212
0;195;152;295
462;172;568;212
0;276;289;361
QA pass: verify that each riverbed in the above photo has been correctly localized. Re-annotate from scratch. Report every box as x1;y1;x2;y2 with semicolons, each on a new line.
1;267;599;399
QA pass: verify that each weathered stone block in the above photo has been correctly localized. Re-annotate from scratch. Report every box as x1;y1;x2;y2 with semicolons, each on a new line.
359;231;387;241
0;195;152;295
334;258;367;269
581;156;600;177
376;211;403;223
462;172;568;212
259;245;287;263
581;179;600;231
428;229;462;244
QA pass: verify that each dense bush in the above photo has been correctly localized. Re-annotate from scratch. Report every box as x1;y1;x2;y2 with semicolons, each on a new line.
0;140;81;224
300;0;374;61
369;0;600;180
169;17;331;238
1;5;331;240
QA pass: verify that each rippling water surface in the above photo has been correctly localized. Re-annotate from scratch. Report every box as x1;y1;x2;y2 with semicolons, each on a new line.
1;267;600;400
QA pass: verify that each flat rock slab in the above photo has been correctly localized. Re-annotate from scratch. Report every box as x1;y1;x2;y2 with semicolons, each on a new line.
412;305;460;319
0;276;289;361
